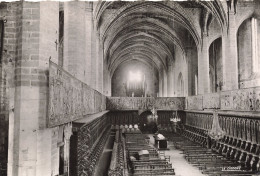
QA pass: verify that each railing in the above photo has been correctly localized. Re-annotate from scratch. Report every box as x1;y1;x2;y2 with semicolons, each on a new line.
108;130;125;176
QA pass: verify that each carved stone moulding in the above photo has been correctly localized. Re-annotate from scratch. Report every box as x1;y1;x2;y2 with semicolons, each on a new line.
221;87;260;111
106;97;185;110
203;92;220;109
185;87;260;112
48;61;106;127
186;95;203;110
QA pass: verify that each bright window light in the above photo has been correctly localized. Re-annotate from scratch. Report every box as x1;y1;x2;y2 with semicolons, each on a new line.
129;71;142;82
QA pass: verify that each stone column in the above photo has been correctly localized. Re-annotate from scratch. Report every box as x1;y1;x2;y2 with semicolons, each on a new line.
222;11;239;91
198;34;210;94
6;60;16;176
7;2;59;176
167;64;174;97
63;123;72;175
159;73;163;97
96;32;103;93
163;70;168;97
103;59;111;96
91;22;97;89
63;1;87;82
85;2;93;86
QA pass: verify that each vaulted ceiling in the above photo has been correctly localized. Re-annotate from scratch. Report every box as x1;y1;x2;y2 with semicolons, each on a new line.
94;1;227;76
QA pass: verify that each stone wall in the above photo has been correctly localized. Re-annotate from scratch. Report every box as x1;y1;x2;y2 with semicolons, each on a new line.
0;2;21;174
112;60;159;97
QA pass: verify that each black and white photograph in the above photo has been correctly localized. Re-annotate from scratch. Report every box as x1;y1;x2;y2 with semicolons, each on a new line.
0;0;260;176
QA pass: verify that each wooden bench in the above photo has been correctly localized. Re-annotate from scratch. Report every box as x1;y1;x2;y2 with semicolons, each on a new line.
125;131;175;175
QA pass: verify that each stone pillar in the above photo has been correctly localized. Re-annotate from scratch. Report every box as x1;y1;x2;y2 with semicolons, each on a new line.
222;12;239;91
108;75;112;96
167;64;174;97
91;22;97;89
63;1;86;82
63;123;72;175
159;72;162;97
198;35;210;94
96;32;103;93
7;2;59;176
6;60;16;176
85;2;93;86
103;59;111;96
163;70;168;97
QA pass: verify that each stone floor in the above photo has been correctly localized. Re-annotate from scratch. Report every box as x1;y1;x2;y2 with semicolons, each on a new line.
165;142;204;176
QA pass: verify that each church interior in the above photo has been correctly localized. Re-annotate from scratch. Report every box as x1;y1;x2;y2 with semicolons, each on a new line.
0;1;260;176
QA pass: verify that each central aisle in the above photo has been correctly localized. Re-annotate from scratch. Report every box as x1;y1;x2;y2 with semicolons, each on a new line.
147;134;204;176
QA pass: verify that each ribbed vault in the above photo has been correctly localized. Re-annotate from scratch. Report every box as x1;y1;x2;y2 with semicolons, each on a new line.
95;1;226;96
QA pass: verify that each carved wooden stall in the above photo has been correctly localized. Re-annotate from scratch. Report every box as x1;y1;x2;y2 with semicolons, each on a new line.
109;111;139;127
182;111;260;172
75;114;110;176
183;88;260;172
157;111;174;131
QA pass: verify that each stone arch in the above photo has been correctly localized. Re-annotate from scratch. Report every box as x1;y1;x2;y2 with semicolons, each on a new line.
208;37;222;92
235;12;255;36
237;16;259;88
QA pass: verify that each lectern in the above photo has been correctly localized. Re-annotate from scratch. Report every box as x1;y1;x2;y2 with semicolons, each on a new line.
154;134;168;150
